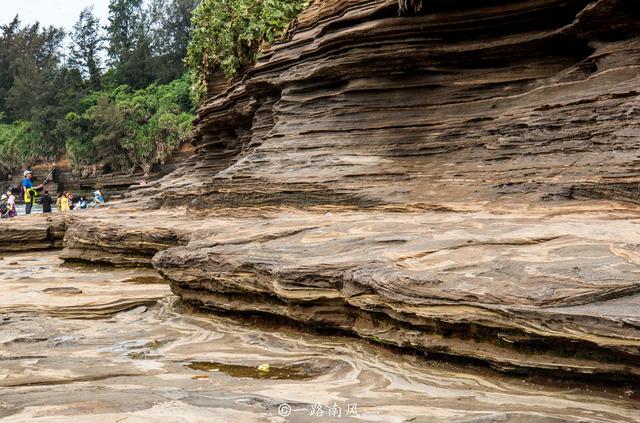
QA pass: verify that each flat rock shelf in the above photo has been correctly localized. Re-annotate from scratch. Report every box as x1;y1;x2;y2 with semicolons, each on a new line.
3;201;640;385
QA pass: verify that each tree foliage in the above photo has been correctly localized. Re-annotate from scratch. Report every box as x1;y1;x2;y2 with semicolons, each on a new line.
69;6;103;89
186;0;309;95
62;75;195;175
105;0;198;89
0;120;38;174
0;17;66;122
0;0;199;176
106;0;145;64
0;0;310;175
0;16;79;162
148;0;197;83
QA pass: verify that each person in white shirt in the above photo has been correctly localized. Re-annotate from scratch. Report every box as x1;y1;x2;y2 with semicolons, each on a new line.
5;191;16;218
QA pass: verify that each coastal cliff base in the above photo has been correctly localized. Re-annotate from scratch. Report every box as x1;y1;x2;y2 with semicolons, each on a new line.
8;201;640;382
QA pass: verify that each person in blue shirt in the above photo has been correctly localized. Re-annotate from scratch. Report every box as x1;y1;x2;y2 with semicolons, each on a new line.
74;196;88;210
22;170;44;215
89;190;105;207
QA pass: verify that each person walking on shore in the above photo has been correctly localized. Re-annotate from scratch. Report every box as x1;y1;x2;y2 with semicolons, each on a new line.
22;170;44;215
41;190;52;213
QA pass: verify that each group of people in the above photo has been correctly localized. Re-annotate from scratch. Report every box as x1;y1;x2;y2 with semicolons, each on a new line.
0;170;105;218
55;191;103;211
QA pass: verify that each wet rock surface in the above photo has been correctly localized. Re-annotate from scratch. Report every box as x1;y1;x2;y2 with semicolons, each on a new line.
10;202;639;382
126;0;640;383
1;252;639;422
0;252;167;318
154;204;640;379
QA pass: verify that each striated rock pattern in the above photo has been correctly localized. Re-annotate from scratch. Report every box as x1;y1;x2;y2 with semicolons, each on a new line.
4;252;639;422
10;0;640;383
0;214;71;252
139;0;640;380
149;0;640;209
61;220;190;267
154;206;640;379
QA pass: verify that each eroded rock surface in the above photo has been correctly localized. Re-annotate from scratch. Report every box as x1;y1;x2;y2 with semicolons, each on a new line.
1;252;639;422
4;0;640;392
61;219;190;267
0;215;70;252
154;204;640;379
139;0;640;382
146;0;640;209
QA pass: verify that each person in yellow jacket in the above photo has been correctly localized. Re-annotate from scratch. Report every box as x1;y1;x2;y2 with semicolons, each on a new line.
59;192;71;212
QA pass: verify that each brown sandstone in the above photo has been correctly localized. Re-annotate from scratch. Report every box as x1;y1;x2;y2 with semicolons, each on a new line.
3;0;640;383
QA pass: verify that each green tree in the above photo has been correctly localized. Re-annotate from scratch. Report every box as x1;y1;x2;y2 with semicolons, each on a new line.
106;0;144;64
0;3;197;175
0;120;37;174
106;0;155;88
4;21;66;122
0;19;77;159
91;96;131;172
69;6;103;89
148;0;198;83
60;75;195;175
0;17;21;118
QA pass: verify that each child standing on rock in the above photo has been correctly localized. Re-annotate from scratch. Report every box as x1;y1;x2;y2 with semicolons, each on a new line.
59;192;70;212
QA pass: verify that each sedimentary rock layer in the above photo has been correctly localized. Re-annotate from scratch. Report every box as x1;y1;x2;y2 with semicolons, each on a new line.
9;0;640;383
61;219;190;267
154;205;640;379
145;0;640;380
0;214;70;252
4;251;638;422
148;0;640;209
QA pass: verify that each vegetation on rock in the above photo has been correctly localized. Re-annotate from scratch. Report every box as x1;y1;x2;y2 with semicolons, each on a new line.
61;75;195;176
0;0;311;175
186;0;309;96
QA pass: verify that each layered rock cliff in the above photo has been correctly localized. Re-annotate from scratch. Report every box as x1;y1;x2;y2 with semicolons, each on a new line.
145;0;640;380
12;0;640;383
148;0;640;209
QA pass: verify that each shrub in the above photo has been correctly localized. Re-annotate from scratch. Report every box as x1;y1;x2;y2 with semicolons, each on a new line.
0;120;40;174
186;0;309;97
60;74;196;175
